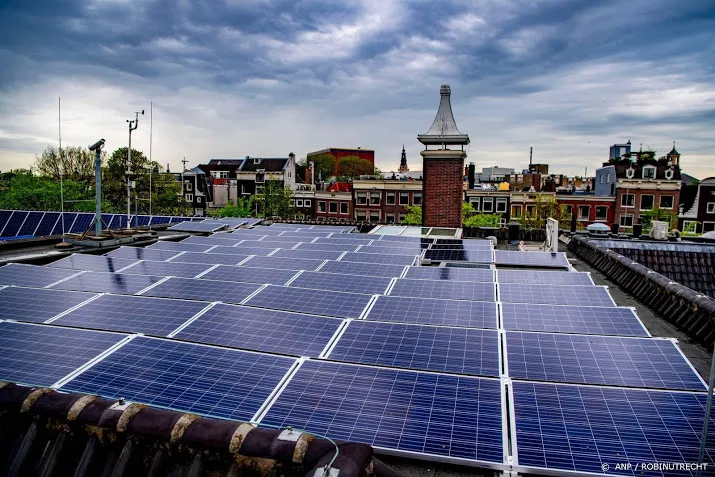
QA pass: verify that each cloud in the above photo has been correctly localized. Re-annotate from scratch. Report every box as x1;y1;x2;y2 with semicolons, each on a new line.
0;0;713;181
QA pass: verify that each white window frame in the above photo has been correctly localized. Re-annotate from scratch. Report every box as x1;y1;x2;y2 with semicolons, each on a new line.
296;199;303;207
642;165;656;179
289;199;296;207
482;198;494;212
659;195;674;209
398;214;406;223
255;184;265;195
184;181;193;192
329;202;338;214
600;175;604;184
496;198;507;213
386;192;396;205
640;194;654;211
370;192;381;205
196;196;202;203
621;193;635;207
707;203;715;214
399;192;409;205
619;214;634;227
386;213;395;224
318;201;326;213
369;210;380;223
356;210;367;221
578;205;590;221
470;197;481;211
185;194;193;202
510;204;522;217
413;192;422;206
253;158;260;164
255;173;265;184
340;202;349;215
304;199;311;207
356;192;368;205
595;206;608;221
606;173;611;182
683;220;699;233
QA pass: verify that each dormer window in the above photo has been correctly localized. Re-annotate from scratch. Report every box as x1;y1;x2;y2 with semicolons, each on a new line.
664;169;674;180
253;158;261;165
643;166;656;179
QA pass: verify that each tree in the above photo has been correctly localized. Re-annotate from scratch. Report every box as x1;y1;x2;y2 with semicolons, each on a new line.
213;196;255;218
0;173;97;212
337;156;374;182
517;194;562;229
639;207;676;231
401;206;422;225
34;145;104;185
257;180;293;218
310;154;337;181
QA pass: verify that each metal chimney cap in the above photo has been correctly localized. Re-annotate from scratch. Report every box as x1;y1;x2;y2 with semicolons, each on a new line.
440;85;451;96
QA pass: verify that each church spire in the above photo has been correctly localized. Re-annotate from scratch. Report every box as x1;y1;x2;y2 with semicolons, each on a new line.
399;145;409;172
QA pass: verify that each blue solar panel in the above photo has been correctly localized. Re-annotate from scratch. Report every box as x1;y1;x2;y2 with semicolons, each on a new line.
318;261;406;278
245;285;372;318
290;271;392;295
0;210;12;234
506;332;704;390
182;236;246;246
35;212;60;236
141;277;263;304
277;231;333;239
241;256;326;271
499;283;615;306
105;246;180;262
329;322;500;377
212;245;276;256
404;267;494;282
149;241;217;253
200;265;297;285
295;242;359;252
0;286;97;323
232;239;300;249
55;294;208;336
0;321;126;387
261;360;504;464
358;245;426;256
497;270;593;285
501;303;649;336
390;278;496;302
70;213;94;233
316;235;374;244
271;248;345;261
512;382;715;475
168;222;227;232
422;249;494;263
245;235;303;244
494;250;570;268
51;213;77;235
0;263;79;287
429;243;493;250
365;296;498;328
176;304;341;356
51;271;164;294
173;252;248;266
378;235;429;243
17;211;44;235
2;211;27;236
121;260;213;278
61;336;296;422
48;254;139;273
113;215;129;229
136;215;150;226
150;216;171;225
341;252;417;266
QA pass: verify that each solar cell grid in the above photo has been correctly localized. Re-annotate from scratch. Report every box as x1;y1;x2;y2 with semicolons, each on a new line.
121;260;213;278
51;271;164;294
377;235;430;243
506;332;704;390
51;213;77;235
0;286;97;323
0;263;80;288
35;212;60;236
48;254;139;273
0;210;13;234
70;214;94;233
245;285;372;318
173;252;248;265
366;296;498;329
232;239;300;249
200;265;297;285
512;382;715;476
497;269;593;285
422;249;494;263
501;303;648;336
141;276;263;304
328;322;500;377
244;235;304;243
499;283;615;306
212;245;277;256
390;278;496;302
316;235;374;243
55;294;207;336
1;211;27;236
241;256;326;271
404;267;494;282
176;304;341;356
61;336;296;422
260;360;504;464
18;211;44;235
494;250;570;269
427;244;494;250
312;260;406;278
341;252;417;266
105;246;180;262
290;271;392;295
357;245;425;256
168;221;227;232
0;321;126;387
272;248;345;261
278;231;333;238
148;241;217;253
182;235;245;246
295;242;359;252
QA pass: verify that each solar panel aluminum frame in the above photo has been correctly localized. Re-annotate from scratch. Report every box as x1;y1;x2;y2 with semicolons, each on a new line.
317;318;352;359
44;293;103;324
253;359;511;470
44;270;86;289
166;302;219;338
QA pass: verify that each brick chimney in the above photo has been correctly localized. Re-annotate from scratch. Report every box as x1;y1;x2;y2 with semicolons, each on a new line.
417;85;470;228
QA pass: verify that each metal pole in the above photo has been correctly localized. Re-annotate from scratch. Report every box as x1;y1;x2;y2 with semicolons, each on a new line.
697;350;715;477
94;148;102;236
127;124;131;228
58;97;65;240
149;102;153;221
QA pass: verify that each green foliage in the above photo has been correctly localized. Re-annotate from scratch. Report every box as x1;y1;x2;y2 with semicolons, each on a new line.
34;145;104;186
213;196;255;218
681;221;700;236
639;207;676;231
0;174;98;212
256;180;293;218
310;154;337;181
401;205;422;225
337;156;374;181
517;195;562;229
463;213;502;228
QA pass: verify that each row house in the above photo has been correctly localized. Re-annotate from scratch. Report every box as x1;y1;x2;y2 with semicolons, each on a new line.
556;195;616;226
175;167;209;217
465;190;510;224
353;179;422;224
680;177;715;233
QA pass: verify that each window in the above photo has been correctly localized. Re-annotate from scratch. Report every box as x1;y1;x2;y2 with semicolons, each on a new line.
185;194;193;202
369;211;380;223
253;158;260;164
482;198;494;212
496;198;507;213
398;214;406;223
707;203;715;214
329;202;338;214
255;173;265;183
196;196;202;203
413;192;422;206
195;208;203;216
595;206;608;221
356;192;367;205
621;193;635;207
643;166;656;179
578;205;590;221
399;192;409;205
526;205;536;217
683;221;700;234
211;171;229;179
296;199;303;207
511;205;522;217
184;181;192;192
386;214;395;224
600;175;604;184
289;199;295;207
386;192;396;205
620;214;634;227
370;192;381;205
704;222;715;233
564;204;573;216
470;197;481;211
304;200;311;207
640;194;654;210
660;195;674;209
356;210;366;221
318;201;326;213
255;185;264;195
340;202;349;215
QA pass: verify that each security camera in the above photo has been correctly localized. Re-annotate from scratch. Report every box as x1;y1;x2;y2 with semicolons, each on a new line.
89;138;106;152
141;110;145;115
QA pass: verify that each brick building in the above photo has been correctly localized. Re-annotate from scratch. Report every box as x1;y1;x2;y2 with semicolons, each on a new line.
306;147;375;177
353;179;423;224
556;194;616;226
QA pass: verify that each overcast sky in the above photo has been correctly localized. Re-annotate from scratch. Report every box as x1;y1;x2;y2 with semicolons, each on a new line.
1;0;713;178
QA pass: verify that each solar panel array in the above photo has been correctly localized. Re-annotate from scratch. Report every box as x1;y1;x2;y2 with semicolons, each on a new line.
0;224;712;475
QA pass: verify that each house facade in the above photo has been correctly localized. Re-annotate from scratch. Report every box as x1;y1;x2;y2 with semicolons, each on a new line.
353;179;423;224
680;177;715;233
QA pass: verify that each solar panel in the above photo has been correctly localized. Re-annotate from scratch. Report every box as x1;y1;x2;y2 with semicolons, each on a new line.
316;235;374;243
378;235;430;243
278;231;333;238
105;246;180;262
506;332;704;390
149;216;171;225
260;360;504;464
148;241;217;253
70;213;94;233
341;252;417;266
318;261;406;278
120;260;213;278
212;245;276;256
245;285;372;318
61;336;296;422
328;322;500;377
176;303;342;356
168;221;227;232
0;210;13;234
182;235;245;245
0;321;126;387
1;211;27;236
55;294;208;336
0;263;80;287
244;235;304;244
494;250;570;269
173;252;248;265
429;243;494;250
271;248;345;261
290;271;392;295
241;256;326;271
422;249;494;263
365;296;498;329
357;245;426;256
497;270;593;285
141;276;263;304
200;265;298;285
17;211;44;235
501;303;649;336
0;286;97;323
48;254;139;273
295;242;359;252
390;278;496;302
511;381;715;475
499;283;615;306
404;267;494;282
35;212;60;236
51;271;164;294
232;239;301;249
